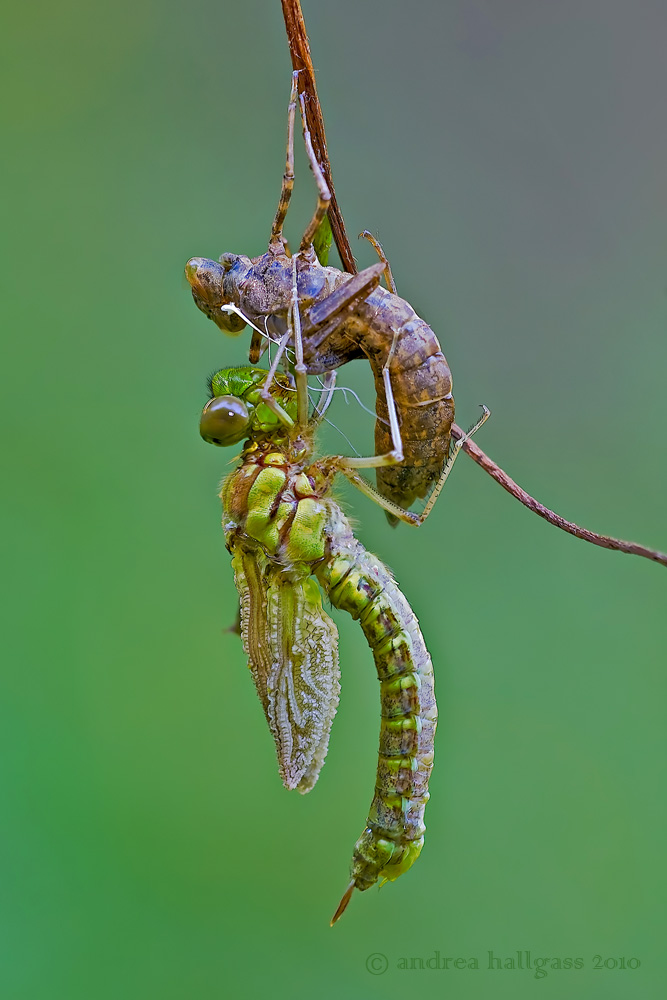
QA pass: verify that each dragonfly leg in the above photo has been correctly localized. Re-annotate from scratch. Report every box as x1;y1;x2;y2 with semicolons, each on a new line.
345;405;490;526
258;327;296;428
414;405;490;523
329;353;422;523
289;255;310;429
269;72;298;250
298;92;332;251
338;407;488;526
339;470;422;525
359;230;397;294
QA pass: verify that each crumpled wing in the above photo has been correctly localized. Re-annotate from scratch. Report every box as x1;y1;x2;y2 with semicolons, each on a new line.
231;546;340;793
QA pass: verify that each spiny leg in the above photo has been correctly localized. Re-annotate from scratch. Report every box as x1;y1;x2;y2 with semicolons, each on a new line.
298;93;331;251
342;469;421;526
269;72;299;249
341;405;490;525
415;405;490;523
359;230;397;294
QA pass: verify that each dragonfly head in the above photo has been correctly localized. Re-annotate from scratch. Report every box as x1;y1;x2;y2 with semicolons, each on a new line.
185;255;248;334
199;395;250;447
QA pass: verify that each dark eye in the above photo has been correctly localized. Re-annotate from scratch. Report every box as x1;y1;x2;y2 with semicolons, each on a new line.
199;395;250;446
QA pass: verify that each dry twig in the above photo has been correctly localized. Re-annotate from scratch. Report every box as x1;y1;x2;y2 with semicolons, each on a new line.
280;0;355;272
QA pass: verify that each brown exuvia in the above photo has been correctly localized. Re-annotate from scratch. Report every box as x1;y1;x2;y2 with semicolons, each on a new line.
186;72;455;523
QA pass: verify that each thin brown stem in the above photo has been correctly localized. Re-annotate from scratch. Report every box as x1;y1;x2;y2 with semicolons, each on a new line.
280;0;356;272
451;424;667;567
281;1;666;569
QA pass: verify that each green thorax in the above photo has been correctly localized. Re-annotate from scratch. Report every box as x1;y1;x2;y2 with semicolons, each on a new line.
221;440;331;566
213;366;336;567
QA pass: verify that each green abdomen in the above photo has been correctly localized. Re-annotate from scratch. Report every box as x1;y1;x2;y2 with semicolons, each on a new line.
314;505;437;892
222;448;436;895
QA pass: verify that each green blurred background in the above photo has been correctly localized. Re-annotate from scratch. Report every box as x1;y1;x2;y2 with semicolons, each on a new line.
2;1;665;997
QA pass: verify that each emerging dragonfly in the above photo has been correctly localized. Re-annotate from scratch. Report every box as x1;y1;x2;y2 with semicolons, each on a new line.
187;72;456;523
199;258;486;921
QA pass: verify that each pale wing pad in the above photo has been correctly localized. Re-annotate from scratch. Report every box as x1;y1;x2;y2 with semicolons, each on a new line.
232;547;340;792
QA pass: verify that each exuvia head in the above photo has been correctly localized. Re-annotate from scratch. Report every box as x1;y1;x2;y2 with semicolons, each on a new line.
184;253;250;334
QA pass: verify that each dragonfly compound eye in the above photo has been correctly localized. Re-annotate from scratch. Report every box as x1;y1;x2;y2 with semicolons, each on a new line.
200;395;250;446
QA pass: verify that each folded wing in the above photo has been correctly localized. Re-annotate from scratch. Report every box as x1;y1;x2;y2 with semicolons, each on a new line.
232;546;340;793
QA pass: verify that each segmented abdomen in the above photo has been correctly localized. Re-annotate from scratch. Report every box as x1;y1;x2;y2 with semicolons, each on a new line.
221;441;437;905
303;274;455;513
359;285;454;513
314;502;437;893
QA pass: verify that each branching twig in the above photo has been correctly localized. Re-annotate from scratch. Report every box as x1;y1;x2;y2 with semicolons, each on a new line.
280;0;666;568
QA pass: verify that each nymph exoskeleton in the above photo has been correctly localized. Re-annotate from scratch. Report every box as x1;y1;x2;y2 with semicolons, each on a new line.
187;72;468;523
